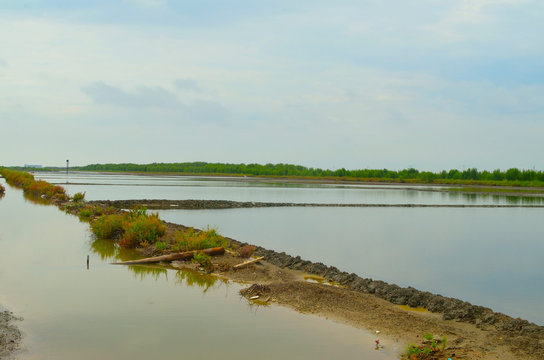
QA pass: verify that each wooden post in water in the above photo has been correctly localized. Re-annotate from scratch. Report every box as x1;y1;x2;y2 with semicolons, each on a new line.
86;255;89;270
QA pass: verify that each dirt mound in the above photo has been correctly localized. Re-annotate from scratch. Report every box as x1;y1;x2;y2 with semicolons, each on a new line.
0;309;22;358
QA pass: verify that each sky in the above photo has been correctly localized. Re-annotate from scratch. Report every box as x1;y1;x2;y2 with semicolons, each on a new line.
1;0;543;171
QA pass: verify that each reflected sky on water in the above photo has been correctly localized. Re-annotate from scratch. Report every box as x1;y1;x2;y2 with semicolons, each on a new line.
0;179;396;360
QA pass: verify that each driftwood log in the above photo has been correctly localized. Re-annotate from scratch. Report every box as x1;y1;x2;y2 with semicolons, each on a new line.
112;247;225;265
233;256;265;269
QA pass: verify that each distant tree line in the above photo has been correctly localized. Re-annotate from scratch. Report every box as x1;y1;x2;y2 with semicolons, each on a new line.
69;162;544;184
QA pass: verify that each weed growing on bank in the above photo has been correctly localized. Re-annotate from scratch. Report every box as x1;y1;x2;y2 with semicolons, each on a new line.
120;210;165;247
0;169;69;202
192;252;213;270
0;184;5;195
238;244;256;258
404;333;448;360
72;192;85;202
174;226;228;251
90;207;166;248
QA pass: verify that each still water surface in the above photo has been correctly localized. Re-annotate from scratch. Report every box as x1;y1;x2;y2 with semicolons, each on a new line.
32;172;544;325
0;180;395;359
36;171;544;205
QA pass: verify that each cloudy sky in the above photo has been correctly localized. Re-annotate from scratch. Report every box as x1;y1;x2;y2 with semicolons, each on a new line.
1;0;543;170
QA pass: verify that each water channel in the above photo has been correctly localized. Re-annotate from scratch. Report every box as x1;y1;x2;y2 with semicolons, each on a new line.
0;179;395;359
33;172;544;325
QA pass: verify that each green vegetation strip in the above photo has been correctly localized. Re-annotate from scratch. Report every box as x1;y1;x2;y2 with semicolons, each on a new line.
12;162;542;187
0;169;229;258
445;187;544;194
0;168;69;202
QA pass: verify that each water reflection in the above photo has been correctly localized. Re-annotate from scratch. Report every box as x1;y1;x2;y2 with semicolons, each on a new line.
128;264;168;281
22;192;50;206
89;238;225;292
175;268;226;292
0;178;398;360
89;238;140;262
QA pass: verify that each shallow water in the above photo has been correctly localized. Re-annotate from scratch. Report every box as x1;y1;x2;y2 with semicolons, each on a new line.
35;171;544;205
29;172;544;325
158;207;544;325
0;180;396;360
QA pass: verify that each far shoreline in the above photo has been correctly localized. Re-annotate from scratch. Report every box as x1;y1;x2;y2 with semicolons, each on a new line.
34;169;544;197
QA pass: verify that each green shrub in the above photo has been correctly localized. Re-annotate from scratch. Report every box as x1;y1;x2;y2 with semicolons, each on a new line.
175;226;228;251
79;208;93;221
90;206;166;248
155;241;168;251
119;212;165;248
73;192;85;202
91;214;125;239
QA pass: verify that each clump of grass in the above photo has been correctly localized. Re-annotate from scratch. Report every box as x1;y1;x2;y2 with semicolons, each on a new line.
78;208;94;221
72;192;85;202
238;244;256;258
91;214;125;239
0;184;5;195
155;241;168;251
404;333;448;360
26;180;69;201
120;211;165;248
90;207;166;248
193;252;213;270
174;226;228;252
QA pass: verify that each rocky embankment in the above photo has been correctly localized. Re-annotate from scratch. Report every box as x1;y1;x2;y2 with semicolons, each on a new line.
89;199;544;209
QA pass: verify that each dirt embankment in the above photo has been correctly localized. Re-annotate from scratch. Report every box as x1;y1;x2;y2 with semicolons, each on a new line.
219;241;544;359
138;221;544;359
0;309;22;359
89;199;544;209
63;201;544;359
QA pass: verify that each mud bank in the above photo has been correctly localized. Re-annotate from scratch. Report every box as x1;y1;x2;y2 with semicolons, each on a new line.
231;240;543;358
0;308;21;359
88;199;544;210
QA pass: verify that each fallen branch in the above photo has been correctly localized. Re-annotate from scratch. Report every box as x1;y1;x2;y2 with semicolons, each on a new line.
111;247;225;265
233;256;265;269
